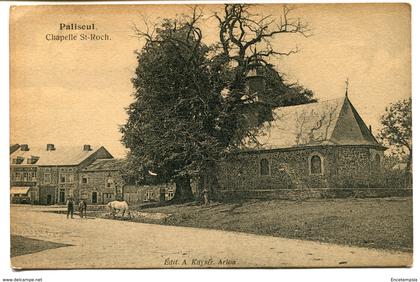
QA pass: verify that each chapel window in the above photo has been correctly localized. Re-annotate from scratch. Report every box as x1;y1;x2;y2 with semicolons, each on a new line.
310;155;323;175
260;158;270;176
372;154;381;172
374;154;381;167
107;178;114;188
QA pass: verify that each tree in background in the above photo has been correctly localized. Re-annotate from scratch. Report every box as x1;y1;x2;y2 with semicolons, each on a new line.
121;5;316;203
377;98;412;187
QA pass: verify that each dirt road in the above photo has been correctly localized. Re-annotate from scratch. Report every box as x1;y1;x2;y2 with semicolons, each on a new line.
10;205;412;269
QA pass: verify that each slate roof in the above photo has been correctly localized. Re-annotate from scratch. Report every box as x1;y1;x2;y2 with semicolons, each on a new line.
10;145;112;166
252;97;382;150
84;159;125;171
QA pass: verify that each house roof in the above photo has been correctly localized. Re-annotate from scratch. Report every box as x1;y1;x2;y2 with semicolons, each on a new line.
84;158;125;171
10;145;113;166
251;96;382;150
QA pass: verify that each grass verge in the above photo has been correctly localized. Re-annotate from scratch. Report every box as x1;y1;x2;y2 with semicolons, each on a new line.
131;197;412;252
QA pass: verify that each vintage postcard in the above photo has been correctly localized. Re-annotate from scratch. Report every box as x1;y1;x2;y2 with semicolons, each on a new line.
9;3;412;269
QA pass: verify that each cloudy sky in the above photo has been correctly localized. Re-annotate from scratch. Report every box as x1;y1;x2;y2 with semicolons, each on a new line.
10;4;411;157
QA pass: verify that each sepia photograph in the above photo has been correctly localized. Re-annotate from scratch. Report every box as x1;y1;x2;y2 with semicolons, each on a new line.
7;2;413;272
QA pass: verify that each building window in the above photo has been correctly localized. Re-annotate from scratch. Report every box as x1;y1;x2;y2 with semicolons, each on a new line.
374;154;381;167
44;173;51;184
82;176;88;184
372;154;381;173
15;172;22;181
68;174;74;183
31;171;36;179
146;190;154;200
23;172;28;182
167;189;175;199
107;178;114;188
260;158;270;176
60;174;66;183
309;154;323;175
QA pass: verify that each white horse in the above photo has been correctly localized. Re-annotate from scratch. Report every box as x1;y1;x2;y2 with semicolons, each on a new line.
107;200;131;219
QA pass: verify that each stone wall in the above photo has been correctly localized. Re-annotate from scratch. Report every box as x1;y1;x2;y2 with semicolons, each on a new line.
79;170;125;204
124;183;176;204
217;145;385;191
217;188;412;201
38;186;56;205
36;166;79;204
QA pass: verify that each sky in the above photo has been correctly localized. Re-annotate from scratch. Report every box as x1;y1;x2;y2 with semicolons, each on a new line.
10;4;411;158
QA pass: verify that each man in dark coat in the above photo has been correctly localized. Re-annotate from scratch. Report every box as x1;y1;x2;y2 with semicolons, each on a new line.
66;196;74;219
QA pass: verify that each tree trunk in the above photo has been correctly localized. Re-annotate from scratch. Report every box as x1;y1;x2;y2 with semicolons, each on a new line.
197;161;220;204
172;175;193;203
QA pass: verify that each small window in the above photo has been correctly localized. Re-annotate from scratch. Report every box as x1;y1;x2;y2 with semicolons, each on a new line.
167;190;174;198
68;174;74;183
107;178;114;188
372;154;381;173
44;173;51;184
82;176;88;184
310;155;322;175
15;172;22;181
260;158;270;176
374;154;380;167
60;174;66;183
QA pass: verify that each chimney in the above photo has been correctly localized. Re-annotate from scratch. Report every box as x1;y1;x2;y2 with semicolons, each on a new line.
20;144;29;151
46;144;55;151
369;125;372;133
83;144;92;151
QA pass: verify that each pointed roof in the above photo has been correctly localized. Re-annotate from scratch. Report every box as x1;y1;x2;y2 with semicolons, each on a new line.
10;145;113;166
252;97;382;150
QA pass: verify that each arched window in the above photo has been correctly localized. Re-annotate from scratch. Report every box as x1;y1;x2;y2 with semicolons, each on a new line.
309;154;323;175
260;158;270;176
372;154;381;173
107;177;114;188
374;154;381;167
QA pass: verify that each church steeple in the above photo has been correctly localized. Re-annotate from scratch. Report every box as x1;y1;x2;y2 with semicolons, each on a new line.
345;78;349;98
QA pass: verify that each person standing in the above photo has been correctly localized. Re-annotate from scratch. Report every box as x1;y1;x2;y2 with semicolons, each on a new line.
78;199;87;218
66;196;74;219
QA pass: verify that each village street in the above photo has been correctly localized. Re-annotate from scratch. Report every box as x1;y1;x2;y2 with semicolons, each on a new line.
10;205;411;269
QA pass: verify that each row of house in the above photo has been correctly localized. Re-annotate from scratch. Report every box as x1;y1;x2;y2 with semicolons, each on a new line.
10;144;175;205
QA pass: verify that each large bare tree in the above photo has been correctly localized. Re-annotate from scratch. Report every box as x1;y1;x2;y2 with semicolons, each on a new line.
122;4;315;203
